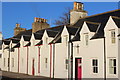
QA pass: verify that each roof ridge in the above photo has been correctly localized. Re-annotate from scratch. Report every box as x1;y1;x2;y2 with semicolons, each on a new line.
85;21;100;25
111;16;120;19
78;9;120;20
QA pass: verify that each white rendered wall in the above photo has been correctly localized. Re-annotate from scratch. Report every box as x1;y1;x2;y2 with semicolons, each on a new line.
104;16;119;79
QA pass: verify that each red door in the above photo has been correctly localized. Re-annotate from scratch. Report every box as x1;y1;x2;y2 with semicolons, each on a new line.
32;59;35;75
75;58;82;80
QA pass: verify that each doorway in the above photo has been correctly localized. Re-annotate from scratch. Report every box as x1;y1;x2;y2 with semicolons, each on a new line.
32;58;35;75
75;58;82;80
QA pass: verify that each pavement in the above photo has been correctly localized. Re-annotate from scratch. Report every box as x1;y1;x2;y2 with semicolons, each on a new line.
0;70;64;80
1;70;47;80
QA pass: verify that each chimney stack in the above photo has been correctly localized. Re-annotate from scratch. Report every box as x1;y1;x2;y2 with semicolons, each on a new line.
14;23;26;36
16;23;20;27
70;2;88;25
73;2;83;11
32;17;50;33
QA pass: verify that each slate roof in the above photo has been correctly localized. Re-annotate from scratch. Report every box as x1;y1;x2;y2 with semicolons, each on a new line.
72;9;120;41
23;35;31;41
4;46;9;49
25;42;31;46
66;26;78;35
112;16;120;28
47;30;58;38
13;43;20;48
3;40;10;45
86;21;100;32
49;26;78;44
11;39;20;43
13;29;32;39
34;33;43;40
3;9;120;44
35;40;43;46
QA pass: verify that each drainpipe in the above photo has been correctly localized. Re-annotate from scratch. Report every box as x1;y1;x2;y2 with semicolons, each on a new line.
70;41;73;80
53;43;55;78
27;46;29;74
18;47;20;73
104;37;106;80
38;46;40;74
8;45;10;71
68;35;71;79
68;42;70;79
50;44;52;78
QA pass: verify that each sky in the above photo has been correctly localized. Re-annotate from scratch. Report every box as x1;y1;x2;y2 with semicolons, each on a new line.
2;2;119;39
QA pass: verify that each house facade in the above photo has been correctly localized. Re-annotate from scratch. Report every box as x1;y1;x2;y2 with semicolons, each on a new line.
0;32;2;70
2;2;120;80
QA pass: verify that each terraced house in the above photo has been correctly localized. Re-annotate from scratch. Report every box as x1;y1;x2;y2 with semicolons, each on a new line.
2;2;120;80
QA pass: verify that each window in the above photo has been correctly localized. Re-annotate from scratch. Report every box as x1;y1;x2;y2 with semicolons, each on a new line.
33;40;35;45
63;35;68;46
65;59;68;70
4;58;5;67
10;48;14;52
0;54;2;58
12;58;14;67
8;58;9;67
111;30;115;43
109;59;116;74
45;58;48;68
85;33;89;46
92;59;98;73
45;37;48;44
21;41;24;46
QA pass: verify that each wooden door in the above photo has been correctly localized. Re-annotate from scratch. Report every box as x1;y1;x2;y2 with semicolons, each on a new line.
75;58;82;80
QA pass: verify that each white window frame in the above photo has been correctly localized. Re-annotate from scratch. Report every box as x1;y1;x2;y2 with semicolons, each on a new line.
92;59;98;73
84;33;89;46
12;58;14;67
110;30;116;44
109;58;116;74
65;59;68;70
63;35;68;46
45;37;48;44
4;58;5;67
45;58;48;68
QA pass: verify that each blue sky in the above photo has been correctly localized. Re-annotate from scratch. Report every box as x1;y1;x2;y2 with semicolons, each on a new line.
2;2;119;39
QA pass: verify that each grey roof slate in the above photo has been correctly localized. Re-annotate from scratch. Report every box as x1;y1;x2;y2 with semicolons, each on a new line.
23;35;31;41
25;42;31;46
72;9;120;41
112;16;120;28
13;43;20;48
35;40;43;46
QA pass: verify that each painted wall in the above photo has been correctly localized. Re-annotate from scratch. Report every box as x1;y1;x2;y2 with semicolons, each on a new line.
104;16;119;79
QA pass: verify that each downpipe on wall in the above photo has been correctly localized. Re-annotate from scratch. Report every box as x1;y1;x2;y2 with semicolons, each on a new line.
104;37;106;80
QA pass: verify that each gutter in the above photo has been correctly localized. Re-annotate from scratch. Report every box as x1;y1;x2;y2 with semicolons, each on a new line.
71;42;73;80
26;46;29;74
50;44;52;78
38;46;40;74
69;38;73;80
8;45;10;71
53;43;55;78
18;47;20;73
68;41;70;79
103;37;106;80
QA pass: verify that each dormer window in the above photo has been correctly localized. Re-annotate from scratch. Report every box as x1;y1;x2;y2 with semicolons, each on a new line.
21;41;24;46
109;58;116;74
92;59;98;73
63;35;68;46
111;30;115;43
84;33;89;46
45;37;48;44
32;40;35;46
